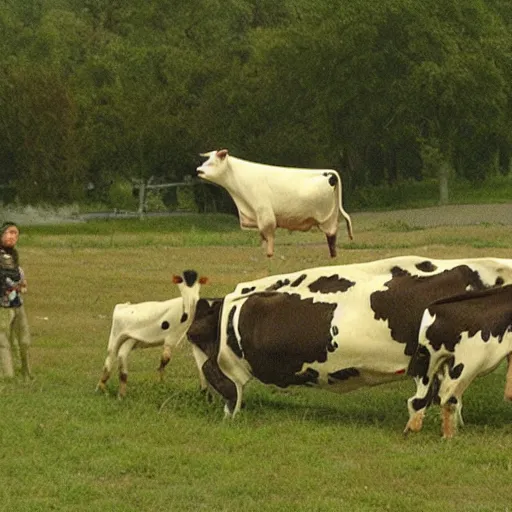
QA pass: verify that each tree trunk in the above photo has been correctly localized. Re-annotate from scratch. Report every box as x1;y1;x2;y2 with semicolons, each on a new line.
438;161;450;205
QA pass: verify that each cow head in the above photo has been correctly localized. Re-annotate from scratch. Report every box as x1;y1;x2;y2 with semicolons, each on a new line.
187;298;223;351
196;149;229;183
172;270;208;324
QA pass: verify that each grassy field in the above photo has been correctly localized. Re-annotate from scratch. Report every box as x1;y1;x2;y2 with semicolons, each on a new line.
1;212;512;512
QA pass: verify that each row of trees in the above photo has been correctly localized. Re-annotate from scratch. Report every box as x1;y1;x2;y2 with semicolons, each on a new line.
1;0;511;208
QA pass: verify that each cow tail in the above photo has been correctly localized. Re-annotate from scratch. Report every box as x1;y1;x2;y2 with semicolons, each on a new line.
331;170;354;240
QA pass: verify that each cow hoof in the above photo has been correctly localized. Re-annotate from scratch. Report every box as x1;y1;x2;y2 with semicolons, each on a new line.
404;412;424;434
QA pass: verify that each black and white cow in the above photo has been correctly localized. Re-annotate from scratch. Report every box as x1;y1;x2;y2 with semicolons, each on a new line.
405;284;512;438
186;255;512;418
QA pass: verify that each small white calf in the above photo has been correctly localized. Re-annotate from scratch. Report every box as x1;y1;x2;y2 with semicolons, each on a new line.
96;270;207;398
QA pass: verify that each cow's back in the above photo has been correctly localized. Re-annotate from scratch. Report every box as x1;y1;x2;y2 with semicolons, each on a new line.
219;255;512;391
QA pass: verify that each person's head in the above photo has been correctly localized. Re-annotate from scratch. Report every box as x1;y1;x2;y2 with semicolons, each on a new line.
0;222;20;249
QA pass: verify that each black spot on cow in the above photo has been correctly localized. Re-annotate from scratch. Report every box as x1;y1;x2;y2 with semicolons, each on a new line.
449;363;464;380
161;321;170;330
291;274;307;287
266;279;291;291
183;269;198;287
390;266;411;278
372;265;489;356
308;274;355;294
236;292;337;387
415;261;438;273
322;172;338;187
327;339;338;352
241;286;256;294
495;277;504;286
411;396;428;411
328;367;360;384
411;375;440;411
407;345;431;378
331;325;339;336
226;306;243;358
180;312;188;323
296;367;320;385
447;396;458;405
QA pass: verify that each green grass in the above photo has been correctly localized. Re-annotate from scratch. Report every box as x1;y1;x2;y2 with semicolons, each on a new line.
347;174;512;211
1;213;512;511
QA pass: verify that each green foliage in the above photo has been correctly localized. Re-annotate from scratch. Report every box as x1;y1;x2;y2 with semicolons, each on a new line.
0;0;511;207
347;173;512;211
107;180;138;211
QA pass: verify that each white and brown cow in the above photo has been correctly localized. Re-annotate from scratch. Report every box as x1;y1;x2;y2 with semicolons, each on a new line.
97;270;207;398
404;284;512;438
196;149;353;258
186;255;512;418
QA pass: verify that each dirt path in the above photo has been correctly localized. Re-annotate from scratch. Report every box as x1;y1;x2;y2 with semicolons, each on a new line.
351;203;512;230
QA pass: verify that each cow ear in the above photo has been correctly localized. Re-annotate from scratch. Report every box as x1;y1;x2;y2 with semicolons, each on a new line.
216;149;228;160
199;276;208;285
199;152;210;157
172;275;184;284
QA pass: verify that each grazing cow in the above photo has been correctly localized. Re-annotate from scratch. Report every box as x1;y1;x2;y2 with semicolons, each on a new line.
404;284;512;438
196;149;353;258
96;270;207;398
186;255;512;418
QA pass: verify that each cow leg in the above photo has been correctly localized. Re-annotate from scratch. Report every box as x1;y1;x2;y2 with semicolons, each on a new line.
97;348;115;393
256;210;276;258
404;406;425;434
201;358;238;413
259;230;275;258
437;359;476;438
326;233;337;258
404;373;435;435
158;344;172;382
117;338;137;399
441;401;458;439
191;344;213;401
504;353;512;401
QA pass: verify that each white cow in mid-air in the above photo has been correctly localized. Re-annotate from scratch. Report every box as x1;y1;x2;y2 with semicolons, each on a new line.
96;270;207;398
196;149;353;258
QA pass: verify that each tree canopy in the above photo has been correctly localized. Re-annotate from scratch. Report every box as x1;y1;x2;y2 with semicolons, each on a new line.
0;0;510;207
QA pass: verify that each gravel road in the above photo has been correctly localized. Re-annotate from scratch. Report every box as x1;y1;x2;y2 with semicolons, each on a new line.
351;203;512;230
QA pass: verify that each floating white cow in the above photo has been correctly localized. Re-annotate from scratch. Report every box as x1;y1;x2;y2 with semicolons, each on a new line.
196;149;353;258
404;284;512;438
97;270;207;398
186;255;512;418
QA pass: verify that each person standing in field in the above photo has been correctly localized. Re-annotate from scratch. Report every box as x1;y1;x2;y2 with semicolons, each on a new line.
0;221;32;379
